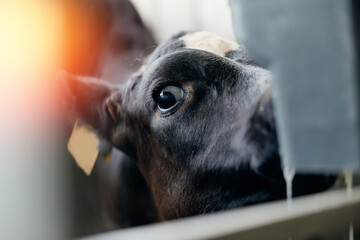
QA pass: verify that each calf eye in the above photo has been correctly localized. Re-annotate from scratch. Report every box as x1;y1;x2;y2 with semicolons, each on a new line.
157;86;185;112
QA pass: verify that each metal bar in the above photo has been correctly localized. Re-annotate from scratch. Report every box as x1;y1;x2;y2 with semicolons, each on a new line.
79;187;360;240
229;0;360;173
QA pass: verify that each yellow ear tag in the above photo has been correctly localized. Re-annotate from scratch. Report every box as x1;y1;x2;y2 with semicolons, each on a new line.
67;120;100;176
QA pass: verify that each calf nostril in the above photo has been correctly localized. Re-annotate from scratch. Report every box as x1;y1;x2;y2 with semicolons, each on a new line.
232;89;282;179
251;154;283;180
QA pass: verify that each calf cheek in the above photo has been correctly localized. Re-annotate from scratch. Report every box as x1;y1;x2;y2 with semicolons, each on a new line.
152;119;205;161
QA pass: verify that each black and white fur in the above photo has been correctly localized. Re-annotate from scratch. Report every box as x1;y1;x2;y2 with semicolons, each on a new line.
60;31;336;227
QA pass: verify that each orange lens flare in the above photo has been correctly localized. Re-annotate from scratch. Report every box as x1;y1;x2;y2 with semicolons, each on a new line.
0;0;106;130
0;0;63;90
0;0;65;131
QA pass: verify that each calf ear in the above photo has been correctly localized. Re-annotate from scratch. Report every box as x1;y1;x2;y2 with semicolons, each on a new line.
57;70;120;132
57;71;125;174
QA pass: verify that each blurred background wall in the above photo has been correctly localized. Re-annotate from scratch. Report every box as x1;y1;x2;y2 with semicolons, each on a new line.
130;0;237;43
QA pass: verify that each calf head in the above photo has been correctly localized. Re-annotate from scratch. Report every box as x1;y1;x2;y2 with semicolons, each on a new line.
60;31;335;220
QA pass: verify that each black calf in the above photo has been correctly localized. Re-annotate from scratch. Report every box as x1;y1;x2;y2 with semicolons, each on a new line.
60;31;335;223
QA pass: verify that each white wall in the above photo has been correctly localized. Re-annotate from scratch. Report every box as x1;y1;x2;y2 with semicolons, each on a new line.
130;0;237;43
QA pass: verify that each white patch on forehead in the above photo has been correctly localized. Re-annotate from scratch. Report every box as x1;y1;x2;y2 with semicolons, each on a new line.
181;31;240;57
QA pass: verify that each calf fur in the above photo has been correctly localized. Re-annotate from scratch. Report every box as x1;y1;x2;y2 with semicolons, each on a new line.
61;31;335;223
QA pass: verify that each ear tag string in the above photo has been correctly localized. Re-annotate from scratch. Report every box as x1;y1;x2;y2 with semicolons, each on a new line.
97;139;113;162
